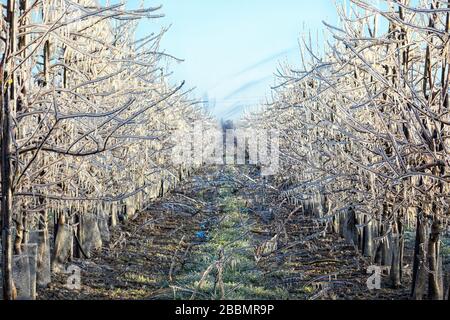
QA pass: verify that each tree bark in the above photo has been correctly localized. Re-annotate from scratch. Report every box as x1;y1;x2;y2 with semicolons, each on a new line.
390;217;403;288
363;215;374;260
427;217;443;299
1;81;15;301
411;213;428;300
1;0;17;301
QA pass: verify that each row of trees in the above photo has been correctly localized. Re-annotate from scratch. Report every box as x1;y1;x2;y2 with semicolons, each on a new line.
248;0;449;299
1;0;208;299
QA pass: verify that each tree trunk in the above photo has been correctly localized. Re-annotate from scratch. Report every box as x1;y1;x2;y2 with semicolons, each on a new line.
344;206;358;246
1;85;15;300
363;215;374;260
411;213;428;299
427;217;443;300
1;0;17;300
389;218;403;288
73;213;81;259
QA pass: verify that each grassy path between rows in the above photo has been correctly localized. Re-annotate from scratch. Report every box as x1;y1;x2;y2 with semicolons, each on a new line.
171;170;288;299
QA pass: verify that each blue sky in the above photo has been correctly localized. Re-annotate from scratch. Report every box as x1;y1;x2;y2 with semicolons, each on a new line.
135;0;340;119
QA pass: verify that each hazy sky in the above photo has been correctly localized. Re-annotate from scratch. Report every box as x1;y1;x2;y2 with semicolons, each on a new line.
136;0;340;119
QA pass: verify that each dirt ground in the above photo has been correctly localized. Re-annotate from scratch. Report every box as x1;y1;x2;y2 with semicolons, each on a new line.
39;166;412;300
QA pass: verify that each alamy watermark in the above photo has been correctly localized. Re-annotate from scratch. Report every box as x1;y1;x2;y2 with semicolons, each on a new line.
65;264;81;290
366;265;390;290
171;121;279;176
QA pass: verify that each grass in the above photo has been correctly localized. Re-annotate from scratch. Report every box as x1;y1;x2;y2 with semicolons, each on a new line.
172;173;290;300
